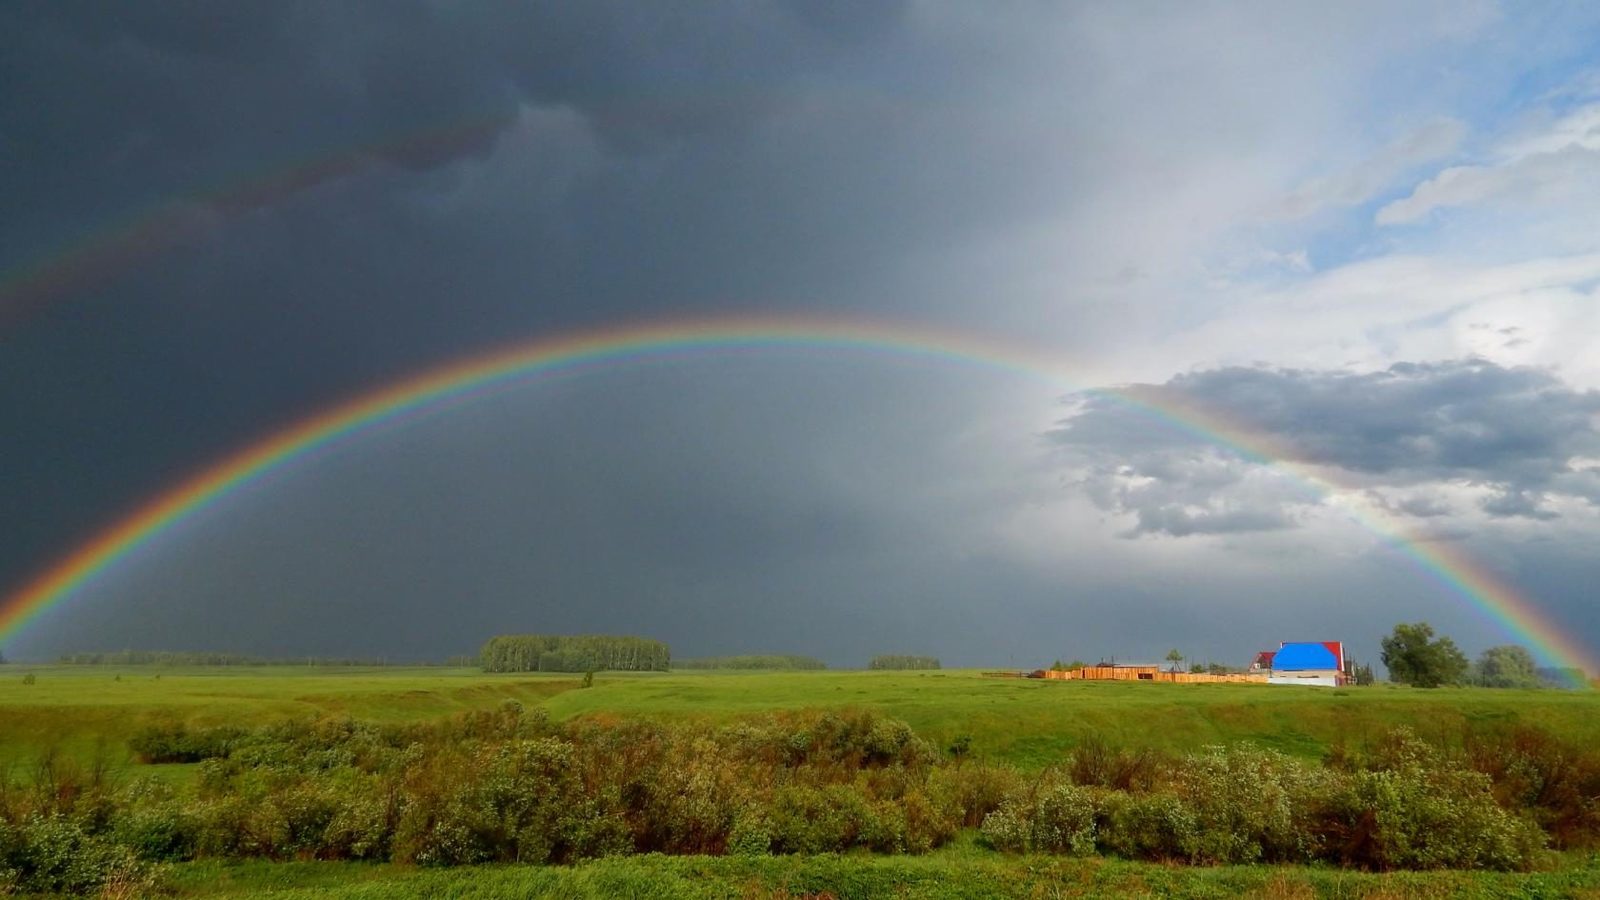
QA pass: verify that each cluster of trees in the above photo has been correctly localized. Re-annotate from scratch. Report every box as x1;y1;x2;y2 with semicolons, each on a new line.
867;655;940;670
674;655;826;670
478;634;670;673
1380;622;1576;689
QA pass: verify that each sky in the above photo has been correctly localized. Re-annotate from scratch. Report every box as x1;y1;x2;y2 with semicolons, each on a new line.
3;2;1600;671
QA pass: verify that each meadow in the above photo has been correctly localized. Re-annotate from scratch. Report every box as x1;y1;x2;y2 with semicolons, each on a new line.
2;665;1599;897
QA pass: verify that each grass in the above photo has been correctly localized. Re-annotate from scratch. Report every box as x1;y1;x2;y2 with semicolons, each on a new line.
0;665;578;777
4;665;1598;773
161;846;1600;899
545;669;1600;767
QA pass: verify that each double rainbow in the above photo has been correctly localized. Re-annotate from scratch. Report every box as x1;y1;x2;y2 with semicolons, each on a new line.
1;315;1594;680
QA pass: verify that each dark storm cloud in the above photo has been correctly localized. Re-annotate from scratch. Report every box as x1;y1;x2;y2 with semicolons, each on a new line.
1052;360;1600;535
0;0;951;617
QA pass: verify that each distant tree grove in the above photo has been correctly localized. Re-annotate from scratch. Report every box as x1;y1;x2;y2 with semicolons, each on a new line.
867;655;940;671
479;634;670;673
674;655;826;670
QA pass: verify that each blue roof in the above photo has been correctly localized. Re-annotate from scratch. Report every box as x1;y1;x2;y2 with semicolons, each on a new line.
1273;643;1338;670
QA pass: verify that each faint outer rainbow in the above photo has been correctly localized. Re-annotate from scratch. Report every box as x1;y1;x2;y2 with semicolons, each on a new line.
0;115;509;327
2;315;1594;680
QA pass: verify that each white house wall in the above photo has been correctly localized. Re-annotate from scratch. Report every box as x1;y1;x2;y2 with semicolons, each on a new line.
1268;671;1340;687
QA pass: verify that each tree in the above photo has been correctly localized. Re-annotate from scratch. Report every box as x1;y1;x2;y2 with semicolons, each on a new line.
1380;622;1468;688
1352;663;1375;686
1164;648;1184;672
1473;644;1540;689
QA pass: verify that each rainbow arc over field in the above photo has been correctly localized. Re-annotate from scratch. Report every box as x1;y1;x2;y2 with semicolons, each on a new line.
2;316;1594;680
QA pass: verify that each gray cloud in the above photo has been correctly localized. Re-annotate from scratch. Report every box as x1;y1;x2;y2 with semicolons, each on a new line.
1051;359;1600;535
6;2;1600;669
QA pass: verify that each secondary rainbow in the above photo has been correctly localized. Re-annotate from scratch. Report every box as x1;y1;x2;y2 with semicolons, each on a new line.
2;315;1593;679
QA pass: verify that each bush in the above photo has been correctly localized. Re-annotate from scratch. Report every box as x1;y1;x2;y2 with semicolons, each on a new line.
1070;735;1165;791
1098;791;1198;860
1466;723;1600;850
0;815;155;896
981;778;1097;855
128;722;240;764
1174;744;1313;864
1318;728;1543;870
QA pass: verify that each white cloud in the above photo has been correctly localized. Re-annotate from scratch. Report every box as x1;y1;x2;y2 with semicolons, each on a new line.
1377;103;1600;225
1271;118;1466;220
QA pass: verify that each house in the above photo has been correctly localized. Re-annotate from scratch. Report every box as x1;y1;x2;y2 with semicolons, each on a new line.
1267;641;1345;687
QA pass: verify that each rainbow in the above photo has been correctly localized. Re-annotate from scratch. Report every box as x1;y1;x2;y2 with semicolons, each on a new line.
0;115;510;328
2;316;1594;681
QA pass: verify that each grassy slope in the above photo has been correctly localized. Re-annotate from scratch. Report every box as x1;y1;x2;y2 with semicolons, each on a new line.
3;666;1597;772
0;666;578;775
545;669;1600;766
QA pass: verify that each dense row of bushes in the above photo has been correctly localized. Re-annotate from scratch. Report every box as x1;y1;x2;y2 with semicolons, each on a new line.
6;711;1600;894
479;635;669;673
981;733;1545;870
867;655;941;670
674;655;827;670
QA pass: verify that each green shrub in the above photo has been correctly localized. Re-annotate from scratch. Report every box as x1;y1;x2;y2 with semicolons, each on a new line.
0;815;153;896
127;722;240;764
981;778;1097;855
727;810;773;856
114;804;197;861
1318;729;1544;870
1174;744;1311;864
1098;791;1199;861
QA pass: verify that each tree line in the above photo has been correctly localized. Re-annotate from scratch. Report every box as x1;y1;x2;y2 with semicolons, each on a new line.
675;655;826;670
867;655;940;670
478;634;670;673
1381;622;1584;688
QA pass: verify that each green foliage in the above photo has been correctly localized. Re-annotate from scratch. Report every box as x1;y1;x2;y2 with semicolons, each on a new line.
1465;723;1600;850
479;635;670;673
0;815;155;895
867;655;940;671
1353;662;1376;685
674;655;827;670
128;722;243;763
1473;645;1541;689
21;673;34;686
1381;622;1469;687
981;778;1098;855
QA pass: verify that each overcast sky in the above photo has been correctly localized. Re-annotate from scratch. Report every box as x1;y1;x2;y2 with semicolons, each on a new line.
4;2;1599;670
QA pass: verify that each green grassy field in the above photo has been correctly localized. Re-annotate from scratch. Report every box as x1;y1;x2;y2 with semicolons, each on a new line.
2;665;1598;897
4;665;1597;771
